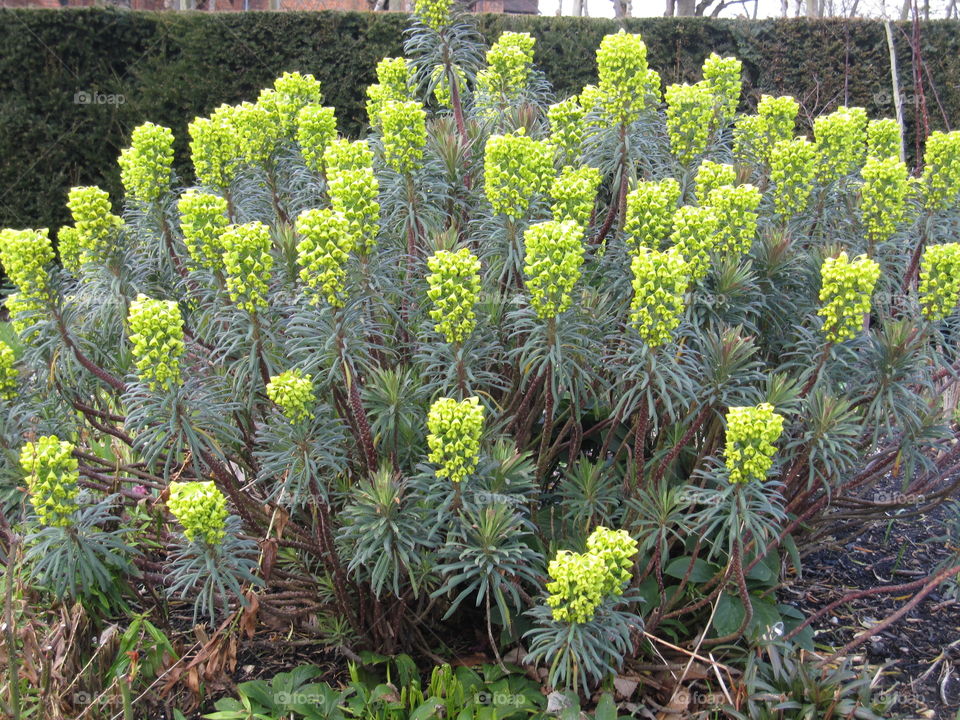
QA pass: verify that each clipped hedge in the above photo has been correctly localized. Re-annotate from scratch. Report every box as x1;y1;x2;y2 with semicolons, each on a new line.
1;8;958;231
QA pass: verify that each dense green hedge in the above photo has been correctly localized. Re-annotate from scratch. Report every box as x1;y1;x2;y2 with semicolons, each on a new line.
1;8;958;231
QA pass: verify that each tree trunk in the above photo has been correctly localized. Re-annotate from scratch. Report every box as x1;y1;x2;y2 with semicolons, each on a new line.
665;0;676;14
806;0;819;17
677;0;695;14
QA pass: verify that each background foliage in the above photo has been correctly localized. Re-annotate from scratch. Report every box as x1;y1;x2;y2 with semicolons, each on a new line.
1;9;959;231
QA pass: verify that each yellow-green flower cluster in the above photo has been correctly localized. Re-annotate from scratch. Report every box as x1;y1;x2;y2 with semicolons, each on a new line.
414;0;452;32
261;71;323;138
757;95;799;148
629;247;688;348
295;208;353;307
814;108;866;182
233;100;277;168
523;220;585;319
702;53;742;122
266;369;315;423
167;481;229;545
476;32;536;99
427;396;484;483
817;251;880;343
426;248;482;345
695;161;737;204
220;222;274;314
733;114;765;164
380;100;427;174
119;122;175;203
669;205;719;282
547;97;585;167
297;104;338;174
4;293;44;341
366;57;414;127
867;118;900;160
325;142;380;255
127;294;185;391
921;130;960;211
178;190;229;270
722;403;784;484
189;104;243;189
595;30;649;125
769;137;816;219
623;178;681;252
0;341;17;401
20;436;79;528
430;63;467;108
860;156;911;245
919;243;960;321
706;184;761;260
585;526;638;596
57;226;82;273
483;130;553;220
550;165;601;228
67;186;123;261
0;228;54;296
545;525;638;623
665;83;716;166
839;105;869;165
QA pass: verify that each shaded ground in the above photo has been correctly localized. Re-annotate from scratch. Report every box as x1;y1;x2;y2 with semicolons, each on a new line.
785;485;960;720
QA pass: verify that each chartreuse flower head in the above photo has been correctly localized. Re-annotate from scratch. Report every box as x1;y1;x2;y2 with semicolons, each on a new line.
178;190;229;270
817;251;880;343
695;161;737;204
596;31;648;125
0;341;17;401
814;108;866;182
414;0;452;32
483;130;553;220
476;32;536;99
860;156;911;245
189;105;242;190
427;396;484;483
57;226;82;274
430;63;467;108
119;122;174;204
295;208;353;307
921;130;960;211
380;100;427;174
550;165;601;228
839;105;869;164
0;228;54;296
629;247;688;348
20;436;79;528
757;95;799;148
706;184;761;260
723;403;784;484
669;205;719;282
426;248;482;345
325;141;380;255
623;178;681;252
127;294;185;391
769;137;816;219
367;57;414;127
665;83;715;166
296;104;338;174
324;138;375;176
702;53;742;122
523;220;585;320
220;222;274;314
167;481;228;545
5;293;44;341
585;526;638;596
919;243;960;321
67;186;123;261
266;369;315;423
547;97;585;167
261;71;323;138
867;118;900;160
233;100;278;168
733;114;765;164
545;550;606;623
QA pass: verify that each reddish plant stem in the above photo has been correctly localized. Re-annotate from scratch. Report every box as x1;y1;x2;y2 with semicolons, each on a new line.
653;405;711;485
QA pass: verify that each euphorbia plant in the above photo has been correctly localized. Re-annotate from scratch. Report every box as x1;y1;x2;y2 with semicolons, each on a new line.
3;2;960;709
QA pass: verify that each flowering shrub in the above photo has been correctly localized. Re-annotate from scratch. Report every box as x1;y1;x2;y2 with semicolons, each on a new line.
2;7;960;712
